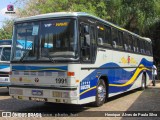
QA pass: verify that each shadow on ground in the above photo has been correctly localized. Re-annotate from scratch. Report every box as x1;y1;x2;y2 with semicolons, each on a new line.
0;87;9;96
121;84;160;120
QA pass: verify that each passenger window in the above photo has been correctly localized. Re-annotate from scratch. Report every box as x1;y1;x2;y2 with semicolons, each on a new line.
145;42;150;55
136;38;140;53
104;26;111;47
111;28;123;49
128;35;133;51
118;31;124;50
97;24;105;46
123;33;133;51
133;37;136;52
111;28;118;49
150;43;153;55
139;39;145;54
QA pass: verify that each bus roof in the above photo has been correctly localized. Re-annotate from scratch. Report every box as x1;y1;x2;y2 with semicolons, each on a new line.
142;37;152;42
15;12;87;22
15;12;151;42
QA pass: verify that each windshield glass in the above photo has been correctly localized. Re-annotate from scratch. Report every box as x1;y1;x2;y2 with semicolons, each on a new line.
12;19;78;62
0;47;11;61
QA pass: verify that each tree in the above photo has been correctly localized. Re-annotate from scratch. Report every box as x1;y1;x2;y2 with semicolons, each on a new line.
1;0;160;39
0;20;13;40
106;0;160;35
15;0;108;19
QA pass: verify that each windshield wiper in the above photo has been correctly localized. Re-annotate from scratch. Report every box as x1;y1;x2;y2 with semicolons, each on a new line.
41;48;56;63
19;43;33;62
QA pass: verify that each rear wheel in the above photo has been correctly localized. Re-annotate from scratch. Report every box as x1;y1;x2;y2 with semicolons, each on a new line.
93;79;107;107
141;74;146;90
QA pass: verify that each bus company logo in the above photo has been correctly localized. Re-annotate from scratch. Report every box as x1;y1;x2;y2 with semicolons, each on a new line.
121;56;137;64
5;4;16;14
35;78;39;83
80;81;90;90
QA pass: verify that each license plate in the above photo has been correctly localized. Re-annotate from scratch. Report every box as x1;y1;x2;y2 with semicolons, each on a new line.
0;78;9;82
32;90;43;96
52;91;62;97
29;97;46;102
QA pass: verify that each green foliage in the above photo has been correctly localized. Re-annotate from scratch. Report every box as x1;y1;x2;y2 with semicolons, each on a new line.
0;20;13;40
107;0;160;34
1;0;160;38
16;0;108;19
15;0;160;35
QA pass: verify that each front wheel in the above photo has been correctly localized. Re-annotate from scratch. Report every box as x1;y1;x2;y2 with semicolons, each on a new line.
93;79;107;107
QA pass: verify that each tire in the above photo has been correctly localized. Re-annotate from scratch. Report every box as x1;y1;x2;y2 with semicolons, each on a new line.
152;80;156;86
141;74;146;90
93;79;107;107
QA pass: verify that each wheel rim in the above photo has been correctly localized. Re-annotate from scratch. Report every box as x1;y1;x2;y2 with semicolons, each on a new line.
97;85;106;102
142;75;146;88
142;81;145;88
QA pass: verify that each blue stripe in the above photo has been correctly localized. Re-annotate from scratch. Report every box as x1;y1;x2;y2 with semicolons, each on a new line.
12;66;68;72
80;58;152;100
0;64;10;69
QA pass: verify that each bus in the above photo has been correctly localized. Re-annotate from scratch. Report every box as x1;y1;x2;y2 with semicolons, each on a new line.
9;12;153;106
0;40;12;87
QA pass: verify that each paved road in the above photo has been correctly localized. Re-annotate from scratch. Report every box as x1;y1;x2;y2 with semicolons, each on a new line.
0;82;160;120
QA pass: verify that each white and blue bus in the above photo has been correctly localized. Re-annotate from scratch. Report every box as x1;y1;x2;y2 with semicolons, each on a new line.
9;12;153;106
0;40;12;87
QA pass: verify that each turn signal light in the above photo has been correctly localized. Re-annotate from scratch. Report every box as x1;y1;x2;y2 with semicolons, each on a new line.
9;71;12;75
67;72;75;76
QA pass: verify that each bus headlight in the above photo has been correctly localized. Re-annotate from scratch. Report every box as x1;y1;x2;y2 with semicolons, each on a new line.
62;91;77;98
10;88;23;95
52;91;77;98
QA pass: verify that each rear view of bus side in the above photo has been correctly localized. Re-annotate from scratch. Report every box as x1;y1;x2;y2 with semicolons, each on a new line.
9;12;153;107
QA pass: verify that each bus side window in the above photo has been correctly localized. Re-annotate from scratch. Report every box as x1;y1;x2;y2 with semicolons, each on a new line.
118;31;124;50
111;28;118;49
111;28;124;49
139;39;145;54
128;35;133;51
146;42;150;55
136;38;139;52
97;24;105;46
80;23;91;61
123;33;129;51
123;33;133;52
104;26;111;47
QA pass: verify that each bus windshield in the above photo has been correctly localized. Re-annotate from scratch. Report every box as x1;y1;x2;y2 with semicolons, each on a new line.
0;47;11;61
12;19;78;62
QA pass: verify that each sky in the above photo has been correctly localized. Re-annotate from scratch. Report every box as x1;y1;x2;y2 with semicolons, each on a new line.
0;0;18;28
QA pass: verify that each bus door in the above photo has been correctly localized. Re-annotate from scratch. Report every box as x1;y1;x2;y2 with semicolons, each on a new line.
80;22;96;63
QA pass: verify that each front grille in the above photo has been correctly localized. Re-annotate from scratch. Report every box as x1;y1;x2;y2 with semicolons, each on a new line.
0;72;9;77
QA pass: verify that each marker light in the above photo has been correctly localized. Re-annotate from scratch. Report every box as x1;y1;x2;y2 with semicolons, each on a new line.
9;71;12;75
67;72;75;76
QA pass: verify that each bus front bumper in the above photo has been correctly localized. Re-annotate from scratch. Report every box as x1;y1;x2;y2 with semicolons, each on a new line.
9;85;79;104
